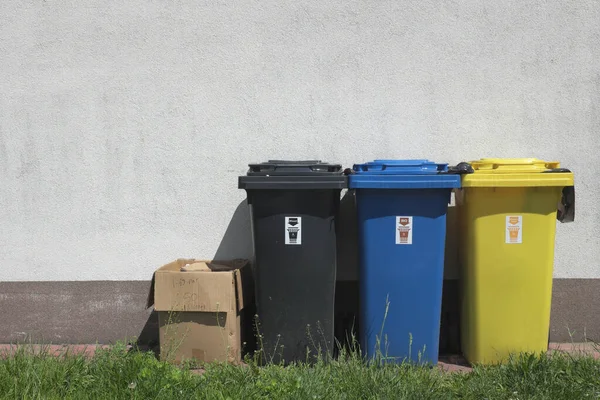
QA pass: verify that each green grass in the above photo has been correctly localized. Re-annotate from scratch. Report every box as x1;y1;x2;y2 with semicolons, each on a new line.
0;344;599;399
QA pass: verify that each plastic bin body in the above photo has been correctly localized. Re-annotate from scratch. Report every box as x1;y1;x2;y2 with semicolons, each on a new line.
349;160;461;365
458;158;575;364
239;161;346;364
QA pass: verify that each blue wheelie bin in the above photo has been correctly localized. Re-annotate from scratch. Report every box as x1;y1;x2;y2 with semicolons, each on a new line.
349;159;462;365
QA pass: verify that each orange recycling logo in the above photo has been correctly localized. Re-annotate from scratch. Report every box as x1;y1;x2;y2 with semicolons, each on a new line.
507;226;520;242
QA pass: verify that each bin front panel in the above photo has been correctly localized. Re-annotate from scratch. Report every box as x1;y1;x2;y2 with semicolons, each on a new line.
357;189;451;364
248;189;339;364
459;186;562;364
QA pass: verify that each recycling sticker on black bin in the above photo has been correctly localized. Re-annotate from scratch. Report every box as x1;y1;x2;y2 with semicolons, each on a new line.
285;217;302;245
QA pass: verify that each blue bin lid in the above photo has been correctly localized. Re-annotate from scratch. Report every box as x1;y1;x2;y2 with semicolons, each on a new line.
349;159;462;189
354;159;449;174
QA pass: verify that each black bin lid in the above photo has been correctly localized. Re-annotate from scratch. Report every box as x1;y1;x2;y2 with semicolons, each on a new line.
239;160;347;190
247;160;343;176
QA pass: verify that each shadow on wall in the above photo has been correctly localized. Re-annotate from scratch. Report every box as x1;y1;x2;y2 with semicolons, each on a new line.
213;200;254;262
335;191;360;349
440;204;461;354
136;310;159;355
336;191;359;282
138;195;463;355
212;199;258;356
136;200;254;350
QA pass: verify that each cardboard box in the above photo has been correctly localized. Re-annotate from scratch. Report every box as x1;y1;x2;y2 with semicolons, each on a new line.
147;258;253;364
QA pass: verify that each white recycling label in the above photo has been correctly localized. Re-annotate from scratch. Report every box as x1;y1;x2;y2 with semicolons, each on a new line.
396;216;413;245
505;215;522;244
285;216;302;245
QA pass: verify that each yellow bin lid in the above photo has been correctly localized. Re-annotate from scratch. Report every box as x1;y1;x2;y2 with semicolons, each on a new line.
462;158;574;187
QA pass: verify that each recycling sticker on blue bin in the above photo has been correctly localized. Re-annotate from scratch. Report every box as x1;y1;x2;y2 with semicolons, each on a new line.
396;216;413;244
285;217;302;245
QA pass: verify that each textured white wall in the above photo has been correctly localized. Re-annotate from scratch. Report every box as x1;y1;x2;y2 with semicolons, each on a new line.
1;0;598;281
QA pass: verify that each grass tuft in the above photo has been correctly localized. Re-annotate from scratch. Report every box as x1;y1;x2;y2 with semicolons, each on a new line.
0;343;599;399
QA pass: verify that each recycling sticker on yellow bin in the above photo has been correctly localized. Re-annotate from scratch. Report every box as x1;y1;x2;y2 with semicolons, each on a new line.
505;216;522;244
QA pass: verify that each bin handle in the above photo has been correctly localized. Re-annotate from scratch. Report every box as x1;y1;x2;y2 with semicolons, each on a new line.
542;168;575;222
557;186;575;223
447;162;474;175
542;168;572;174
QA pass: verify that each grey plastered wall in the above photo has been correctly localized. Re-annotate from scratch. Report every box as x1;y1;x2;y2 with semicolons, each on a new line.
1;0;598;282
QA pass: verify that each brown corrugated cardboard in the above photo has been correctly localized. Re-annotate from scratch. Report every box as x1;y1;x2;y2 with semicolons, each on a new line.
148;259;253;364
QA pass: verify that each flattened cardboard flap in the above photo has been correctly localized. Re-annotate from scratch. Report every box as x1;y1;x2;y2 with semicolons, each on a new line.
147;259;250;313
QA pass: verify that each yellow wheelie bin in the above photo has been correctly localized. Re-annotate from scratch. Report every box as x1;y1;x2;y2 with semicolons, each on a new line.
456;158;575;365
